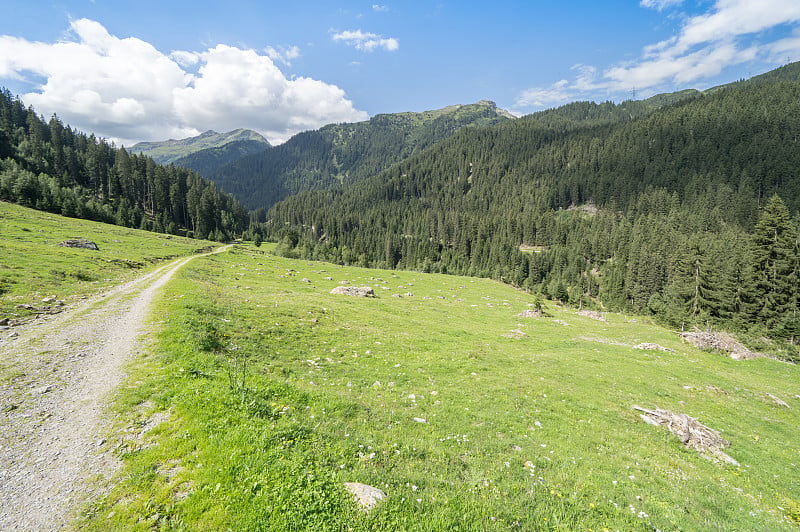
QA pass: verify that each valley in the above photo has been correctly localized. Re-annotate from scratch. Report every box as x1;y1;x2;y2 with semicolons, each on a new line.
1;205;798;530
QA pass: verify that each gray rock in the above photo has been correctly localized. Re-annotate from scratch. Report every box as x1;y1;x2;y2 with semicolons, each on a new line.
330;286;375;297
58;238;99;250
344;482;386;510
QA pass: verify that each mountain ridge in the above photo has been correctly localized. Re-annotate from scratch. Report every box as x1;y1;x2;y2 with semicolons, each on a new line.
128;128;270;165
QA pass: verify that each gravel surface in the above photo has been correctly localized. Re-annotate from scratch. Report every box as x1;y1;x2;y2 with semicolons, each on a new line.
0;248;225;530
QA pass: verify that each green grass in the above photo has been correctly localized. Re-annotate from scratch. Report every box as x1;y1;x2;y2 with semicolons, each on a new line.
0;201;215;321
79;243;800;531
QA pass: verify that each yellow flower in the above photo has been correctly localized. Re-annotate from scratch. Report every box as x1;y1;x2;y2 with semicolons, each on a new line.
590;502;596;509
550;490;555;495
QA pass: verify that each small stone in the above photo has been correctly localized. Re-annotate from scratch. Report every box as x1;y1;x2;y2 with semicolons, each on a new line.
344;482;386;511
32;385;55;395
413;417;427;423
511;445;522;451
301;278;311;283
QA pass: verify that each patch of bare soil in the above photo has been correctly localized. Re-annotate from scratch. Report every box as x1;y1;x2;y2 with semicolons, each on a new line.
0;246;227;530
633;405;738;466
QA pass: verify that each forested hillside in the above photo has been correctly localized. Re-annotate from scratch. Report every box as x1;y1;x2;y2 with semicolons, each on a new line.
209;100;515;210
171;139;269;178
0;89;249;241
266;71;800;355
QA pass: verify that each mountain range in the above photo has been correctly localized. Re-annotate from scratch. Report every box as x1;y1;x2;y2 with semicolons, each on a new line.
129;128;270;166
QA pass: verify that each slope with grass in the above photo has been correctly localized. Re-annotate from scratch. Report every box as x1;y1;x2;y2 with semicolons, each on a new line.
0;201;215;323
129;129;270;165
80;243;800;530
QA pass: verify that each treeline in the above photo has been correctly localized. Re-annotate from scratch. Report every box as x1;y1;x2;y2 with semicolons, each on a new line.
0;89;249;240
210;101;514;210
265;79;800;355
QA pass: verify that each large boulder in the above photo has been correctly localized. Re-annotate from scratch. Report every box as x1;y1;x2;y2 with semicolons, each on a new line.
330;286;375;297
58;238;99;250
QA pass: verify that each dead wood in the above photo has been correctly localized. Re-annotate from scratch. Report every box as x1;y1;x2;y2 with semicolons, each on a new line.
633;405;738;466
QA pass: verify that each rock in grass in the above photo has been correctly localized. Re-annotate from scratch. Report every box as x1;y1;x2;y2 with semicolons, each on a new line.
58;238;99;250
330;286;375;297
344;482;386;510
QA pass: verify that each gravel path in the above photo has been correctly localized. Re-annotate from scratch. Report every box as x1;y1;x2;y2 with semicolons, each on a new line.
0;247;227;530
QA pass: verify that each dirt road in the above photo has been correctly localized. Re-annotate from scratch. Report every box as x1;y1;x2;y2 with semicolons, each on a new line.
0;246;227;530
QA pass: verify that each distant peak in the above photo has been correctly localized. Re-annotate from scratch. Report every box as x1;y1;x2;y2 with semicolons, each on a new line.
198;130;219;138
476;99;496;107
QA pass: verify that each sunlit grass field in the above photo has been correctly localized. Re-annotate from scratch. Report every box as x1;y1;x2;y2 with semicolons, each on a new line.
0;201;214;321
80;243;800;530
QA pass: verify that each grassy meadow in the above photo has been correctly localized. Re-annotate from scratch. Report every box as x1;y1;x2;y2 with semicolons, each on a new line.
75;242;800;530
0;201;215;321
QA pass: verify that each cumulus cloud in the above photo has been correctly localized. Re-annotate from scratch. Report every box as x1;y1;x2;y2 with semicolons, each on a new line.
516;0;800;110
0;19;367;145
332;29;399;52
372;4;389;12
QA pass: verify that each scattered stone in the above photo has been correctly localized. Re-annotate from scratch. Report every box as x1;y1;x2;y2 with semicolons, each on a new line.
97;438;107;447
338;280;350;285
344;482;386;511
325;277;333;280
633;405;738;465
413;417;427;423
503;329;526;339
765;393;790;408
301;278;311;283
0;317;9;326
634;343;676;353
681;331;759;360
392;294;402;298
511;445;522;451
58;238;99;250
16;304;34;310
517;310;541;318
577;309;607;322
32;384;55;395
330;286;375;297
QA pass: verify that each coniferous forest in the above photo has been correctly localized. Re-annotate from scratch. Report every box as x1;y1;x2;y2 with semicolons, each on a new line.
264;74;800;357
0;89;249;241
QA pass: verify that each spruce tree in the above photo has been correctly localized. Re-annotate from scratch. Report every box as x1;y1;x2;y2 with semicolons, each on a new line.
748;195;797;328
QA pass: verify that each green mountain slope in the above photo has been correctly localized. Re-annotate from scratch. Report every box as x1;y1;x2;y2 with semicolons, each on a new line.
264;64;800;351
171;140;269;178
129;129;270;165
209;100;516;210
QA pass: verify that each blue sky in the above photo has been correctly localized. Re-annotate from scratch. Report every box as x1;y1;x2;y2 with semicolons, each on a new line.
1;0;799;145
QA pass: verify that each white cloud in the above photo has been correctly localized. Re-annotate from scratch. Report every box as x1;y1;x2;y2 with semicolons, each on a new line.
332;29;399;52
516;0;800;110
640;0;683;11
372;4;389;12
515;80;571;108
264;45;300;66
0;19;367;145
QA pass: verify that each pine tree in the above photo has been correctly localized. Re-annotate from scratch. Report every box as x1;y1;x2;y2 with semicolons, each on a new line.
747;195;797;328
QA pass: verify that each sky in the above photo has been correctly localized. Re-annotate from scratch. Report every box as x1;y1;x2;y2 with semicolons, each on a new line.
1;0;799;146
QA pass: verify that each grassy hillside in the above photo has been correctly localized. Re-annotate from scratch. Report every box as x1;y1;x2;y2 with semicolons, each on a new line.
78;242;800;530
0;202;215;322
129;129;270;165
